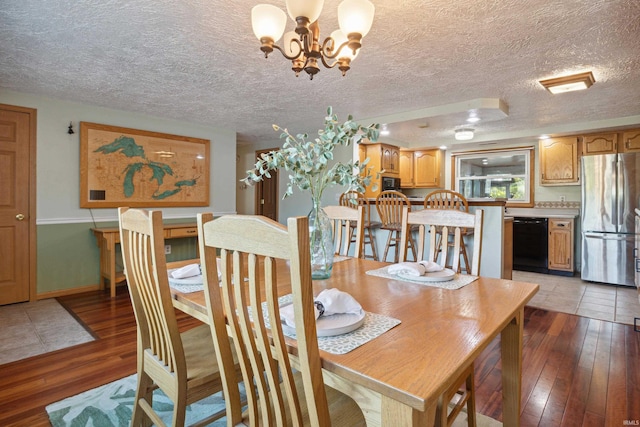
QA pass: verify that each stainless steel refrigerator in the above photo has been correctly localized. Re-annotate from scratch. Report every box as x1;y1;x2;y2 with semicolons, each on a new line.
581;153;640;286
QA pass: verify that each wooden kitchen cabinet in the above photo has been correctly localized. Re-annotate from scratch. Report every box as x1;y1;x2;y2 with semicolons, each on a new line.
548;218;574;273
582;132;618;155
360;142;401;197
413;149;442;188
622;129;640;153
539;136;580;185
399;149;414;187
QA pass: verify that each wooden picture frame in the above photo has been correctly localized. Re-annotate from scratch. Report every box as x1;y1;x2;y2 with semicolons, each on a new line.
80;122;210;208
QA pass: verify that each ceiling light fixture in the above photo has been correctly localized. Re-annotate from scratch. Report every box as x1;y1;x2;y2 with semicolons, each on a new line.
251;0;375;80
454;128;475;141
380;124;389;136
539;71;595;94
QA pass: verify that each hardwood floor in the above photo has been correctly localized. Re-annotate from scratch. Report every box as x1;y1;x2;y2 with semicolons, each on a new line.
1;288;639;426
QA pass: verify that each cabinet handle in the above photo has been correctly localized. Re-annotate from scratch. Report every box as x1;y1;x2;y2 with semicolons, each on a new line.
558;223;566;227
636;258;640;272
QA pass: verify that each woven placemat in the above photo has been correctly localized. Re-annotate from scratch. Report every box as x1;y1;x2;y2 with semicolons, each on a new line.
258;294;401;355
366;266;478;290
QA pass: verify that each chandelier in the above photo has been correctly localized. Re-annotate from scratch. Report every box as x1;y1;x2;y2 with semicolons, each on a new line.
251;0;375;80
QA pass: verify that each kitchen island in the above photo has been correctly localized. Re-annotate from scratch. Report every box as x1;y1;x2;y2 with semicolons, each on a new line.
366;198;510;279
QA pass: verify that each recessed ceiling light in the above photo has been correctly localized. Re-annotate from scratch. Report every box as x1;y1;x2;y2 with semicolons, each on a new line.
539;71;595;94
455;128;475;141
539;134;550;140
467;116;481;123
439;145;447;150
380;124;390;136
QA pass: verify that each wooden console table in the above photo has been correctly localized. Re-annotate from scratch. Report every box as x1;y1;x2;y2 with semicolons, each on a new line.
91;222;198;298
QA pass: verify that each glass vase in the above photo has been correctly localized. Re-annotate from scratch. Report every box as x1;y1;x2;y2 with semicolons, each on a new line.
308;199;334;279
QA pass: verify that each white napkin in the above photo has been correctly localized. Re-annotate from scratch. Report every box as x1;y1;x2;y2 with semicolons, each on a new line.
387;261;444;277
169;263;200;279
279;288;363;328
168;259;223;281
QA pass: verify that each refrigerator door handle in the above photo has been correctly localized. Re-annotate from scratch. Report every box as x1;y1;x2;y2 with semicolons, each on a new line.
613;154;620;232
583;232;635;241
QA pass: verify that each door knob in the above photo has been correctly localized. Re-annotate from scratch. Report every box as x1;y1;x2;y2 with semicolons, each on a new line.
16;213;25;221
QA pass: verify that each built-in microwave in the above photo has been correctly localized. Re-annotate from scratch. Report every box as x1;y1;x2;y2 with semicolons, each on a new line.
381;176;401;191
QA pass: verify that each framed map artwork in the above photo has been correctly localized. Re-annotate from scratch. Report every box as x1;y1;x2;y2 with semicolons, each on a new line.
80;122;210;208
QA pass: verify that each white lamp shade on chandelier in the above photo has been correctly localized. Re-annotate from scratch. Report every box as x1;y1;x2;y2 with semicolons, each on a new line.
250;0;375;79
338;0;375;37
285;0;324;24
251;4;287;41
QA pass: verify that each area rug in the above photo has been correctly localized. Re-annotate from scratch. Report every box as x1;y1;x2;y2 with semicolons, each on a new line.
46;374;502;427
0;298;95;365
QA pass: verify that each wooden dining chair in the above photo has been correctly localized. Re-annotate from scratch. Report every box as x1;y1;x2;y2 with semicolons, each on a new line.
323;204;365;258
424;189;472;274
118;207;229;427
398;206;484;427
339;190;380;260
197;213;365;427
375;190;416;263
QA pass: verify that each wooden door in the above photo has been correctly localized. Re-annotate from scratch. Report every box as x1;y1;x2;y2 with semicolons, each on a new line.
255;149;278;221
0;105;36;305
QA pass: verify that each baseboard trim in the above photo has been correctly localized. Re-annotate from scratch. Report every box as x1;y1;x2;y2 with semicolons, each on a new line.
37;284;102;299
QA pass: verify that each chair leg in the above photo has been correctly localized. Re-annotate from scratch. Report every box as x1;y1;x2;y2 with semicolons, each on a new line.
365;227;378;260
132;372;154;427
382;230;394;262
172;392;188;427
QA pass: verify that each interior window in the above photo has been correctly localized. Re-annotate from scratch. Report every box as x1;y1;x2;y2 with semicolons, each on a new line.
453;148;533;207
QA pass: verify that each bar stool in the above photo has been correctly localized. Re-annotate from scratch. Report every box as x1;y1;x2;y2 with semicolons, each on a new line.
424;189;472;273
339;190;380;260
375;190;416;263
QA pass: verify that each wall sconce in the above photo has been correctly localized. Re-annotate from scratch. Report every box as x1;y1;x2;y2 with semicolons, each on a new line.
67;122;74;134
539;71;595;94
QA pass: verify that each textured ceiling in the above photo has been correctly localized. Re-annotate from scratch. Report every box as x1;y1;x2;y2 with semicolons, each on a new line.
1;0;640;148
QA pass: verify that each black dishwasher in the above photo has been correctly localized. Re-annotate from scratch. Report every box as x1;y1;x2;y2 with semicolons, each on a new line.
513;217;548;273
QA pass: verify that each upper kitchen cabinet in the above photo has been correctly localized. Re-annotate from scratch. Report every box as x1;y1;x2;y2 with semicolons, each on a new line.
539;136;580;185
622;129;640;153
400;148;443;188
359;142;401;197
399;149;414;187
381;144;400;175
582;132;618;155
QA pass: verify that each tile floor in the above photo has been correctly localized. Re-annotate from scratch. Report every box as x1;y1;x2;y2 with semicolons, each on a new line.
0;298;95;365
513;270;640;326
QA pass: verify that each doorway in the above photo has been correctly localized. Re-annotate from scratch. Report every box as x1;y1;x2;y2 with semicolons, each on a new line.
0;104;37;305
254;148;278;221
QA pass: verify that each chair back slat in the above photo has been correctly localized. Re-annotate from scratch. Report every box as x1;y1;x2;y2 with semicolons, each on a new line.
376;190;411;229
198;214;331;427
399;207;484;275
424;189;469;212
323;204;365;258
118;208;184;376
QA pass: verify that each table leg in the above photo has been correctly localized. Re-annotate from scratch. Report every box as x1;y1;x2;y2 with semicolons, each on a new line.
501;308;524;426
381;395;433;427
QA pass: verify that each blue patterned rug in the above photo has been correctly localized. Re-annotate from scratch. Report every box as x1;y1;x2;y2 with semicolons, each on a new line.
46;374;501;427
46;374;229;427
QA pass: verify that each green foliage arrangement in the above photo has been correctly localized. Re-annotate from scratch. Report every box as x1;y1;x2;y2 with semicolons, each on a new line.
242;106;380;203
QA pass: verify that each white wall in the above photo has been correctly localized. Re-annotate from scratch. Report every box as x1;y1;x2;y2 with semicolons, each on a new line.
1;90;237;224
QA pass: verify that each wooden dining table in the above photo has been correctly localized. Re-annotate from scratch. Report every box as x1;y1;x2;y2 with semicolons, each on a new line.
171;257;538;426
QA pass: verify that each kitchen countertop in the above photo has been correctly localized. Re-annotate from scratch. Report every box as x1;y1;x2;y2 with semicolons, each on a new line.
505;208;580;219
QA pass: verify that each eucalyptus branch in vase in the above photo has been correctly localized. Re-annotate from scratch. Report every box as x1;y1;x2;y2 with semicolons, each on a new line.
241;106;380;278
